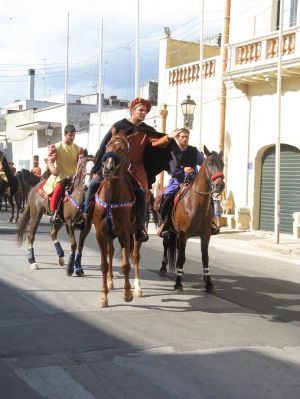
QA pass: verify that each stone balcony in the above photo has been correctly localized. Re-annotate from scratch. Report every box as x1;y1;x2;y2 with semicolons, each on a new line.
225;27;300;84
168;58;216;86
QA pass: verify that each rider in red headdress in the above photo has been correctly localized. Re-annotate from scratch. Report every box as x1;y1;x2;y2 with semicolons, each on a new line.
82;96;181;241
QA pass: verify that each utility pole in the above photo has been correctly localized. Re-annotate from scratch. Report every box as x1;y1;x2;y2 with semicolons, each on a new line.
135;0;140;97
199;0;204;150
158;104;168;190
275;0;284;244
64;12;70;129
219;0;231;153
97;18;104;148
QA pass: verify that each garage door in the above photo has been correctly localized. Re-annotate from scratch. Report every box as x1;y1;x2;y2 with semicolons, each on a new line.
259;144;300;233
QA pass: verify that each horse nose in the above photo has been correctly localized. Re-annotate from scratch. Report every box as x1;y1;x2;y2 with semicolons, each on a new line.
217;181;225;191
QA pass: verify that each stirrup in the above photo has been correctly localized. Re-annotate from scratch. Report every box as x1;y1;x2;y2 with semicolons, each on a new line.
211;221;220;235
50;214;63;224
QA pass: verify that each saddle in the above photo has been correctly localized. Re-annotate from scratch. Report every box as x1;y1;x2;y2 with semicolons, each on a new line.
173;182;192;211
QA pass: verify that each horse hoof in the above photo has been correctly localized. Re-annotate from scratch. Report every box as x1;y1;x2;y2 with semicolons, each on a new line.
58;257;65;267
66;268;74;276
124;293;133;302
159;268;167;276
75;269;84;277
134;288;143;298
100;300;108;308
30;263;39;270
205;284;216;293
174;284;183;293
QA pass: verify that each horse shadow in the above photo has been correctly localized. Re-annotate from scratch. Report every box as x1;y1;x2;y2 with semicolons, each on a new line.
147;268;300;323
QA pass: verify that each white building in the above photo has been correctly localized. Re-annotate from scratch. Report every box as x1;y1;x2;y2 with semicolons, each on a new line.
157;0;300;236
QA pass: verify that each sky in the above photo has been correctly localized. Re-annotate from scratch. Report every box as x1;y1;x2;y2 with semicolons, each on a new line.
0;0;224;107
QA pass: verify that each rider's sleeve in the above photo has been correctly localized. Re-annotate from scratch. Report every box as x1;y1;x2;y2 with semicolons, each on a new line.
91;130;112;174
47;144;58;174
197;150;205;166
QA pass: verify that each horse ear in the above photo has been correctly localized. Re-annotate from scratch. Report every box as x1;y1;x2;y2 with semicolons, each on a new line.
203;145;210;156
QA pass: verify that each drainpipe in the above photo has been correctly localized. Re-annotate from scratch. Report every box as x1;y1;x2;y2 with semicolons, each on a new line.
219;0;231;153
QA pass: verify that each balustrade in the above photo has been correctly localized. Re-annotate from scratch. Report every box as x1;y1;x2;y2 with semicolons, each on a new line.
168;60;216;86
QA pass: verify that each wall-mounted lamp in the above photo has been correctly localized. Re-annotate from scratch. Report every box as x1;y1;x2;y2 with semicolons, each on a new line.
45;123;54;145
181;95;196;129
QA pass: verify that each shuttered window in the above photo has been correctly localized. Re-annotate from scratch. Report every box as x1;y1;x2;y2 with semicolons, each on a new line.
259;145;300;233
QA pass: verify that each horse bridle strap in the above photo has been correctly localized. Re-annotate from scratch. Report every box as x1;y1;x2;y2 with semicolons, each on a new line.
95;194;135;209
210;171;224;181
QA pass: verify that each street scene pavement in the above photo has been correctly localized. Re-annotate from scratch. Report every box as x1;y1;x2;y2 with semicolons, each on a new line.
0;211;300;399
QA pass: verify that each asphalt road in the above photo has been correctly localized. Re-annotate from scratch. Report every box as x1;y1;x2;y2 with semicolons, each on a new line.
0;210;300;399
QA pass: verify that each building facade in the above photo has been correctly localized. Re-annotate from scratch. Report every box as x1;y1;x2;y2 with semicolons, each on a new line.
157;0;300;236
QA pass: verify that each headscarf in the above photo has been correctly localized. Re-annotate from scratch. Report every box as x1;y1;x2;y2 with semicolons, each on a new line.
128;97;152;113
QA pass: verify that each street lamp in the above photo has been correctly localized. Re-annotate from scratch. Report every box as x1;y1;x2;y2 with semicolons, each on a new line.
181;95;196;129
45;123;54;145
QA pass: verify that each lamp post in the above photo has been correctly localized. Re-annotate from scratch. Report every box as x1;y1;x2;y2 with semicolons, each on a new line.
181;95;196;130
45;123;54;145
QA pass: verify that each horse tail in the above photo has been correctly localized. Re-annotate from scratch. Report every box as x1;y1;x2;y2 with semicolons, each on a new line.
16;201;30;246
166;231;177;271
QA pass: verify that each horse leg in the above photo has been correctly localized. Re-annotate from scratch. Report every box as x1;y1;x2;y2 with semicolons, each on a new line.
107;239;114;290
66;221;78;276
49;222;65;266
73;223;93;277
118;234;133;303
8;197;14;222
132;239;142;297
159;235;169;275
201;236;215;293
27;210;44;270
174;232;187;292
97;236;109;307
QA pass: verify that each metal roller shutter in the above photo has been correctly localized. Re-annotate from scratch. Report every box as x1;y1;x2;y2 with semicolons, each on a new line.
259;144;300;233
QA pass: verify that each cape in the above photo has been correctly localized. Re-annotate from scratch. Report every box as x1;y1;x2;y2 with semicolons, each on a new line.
92;118;172;188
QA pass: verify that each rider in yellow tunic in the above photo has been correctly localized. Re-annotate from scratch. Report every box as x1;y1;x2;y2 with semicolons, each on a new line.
44;124;84;223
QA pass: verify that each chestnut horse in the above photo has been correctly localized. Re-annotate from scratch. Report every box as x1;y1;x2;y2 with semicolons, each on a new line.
160;146;225;293
17;156;94;275
93;129;144;307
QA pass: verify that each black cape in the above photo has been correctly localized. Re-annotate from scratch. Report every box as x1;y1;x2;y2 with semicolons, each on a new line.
92;118;172;188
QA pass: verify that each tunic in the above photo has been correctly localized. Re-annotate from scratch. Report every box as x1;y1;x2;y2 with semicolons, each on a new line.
93;118;172;191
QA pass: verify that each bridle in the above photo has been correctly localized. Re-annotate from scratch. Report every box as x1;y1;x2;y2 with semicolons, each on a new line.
101;136;130;179
192;155;225;196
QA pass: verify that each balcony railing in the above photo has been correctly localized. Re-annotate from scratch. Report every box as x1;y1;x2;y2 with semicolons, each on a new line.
235;32;295;66
227;28;300;74
168;59;216;86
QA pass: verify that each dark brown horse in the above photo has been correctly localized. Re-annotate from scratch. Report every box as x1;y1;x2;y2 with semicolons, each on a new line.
15;169;41;210
0;152;22;222
17;157;94;274
93;129;144;307
160;146;225;293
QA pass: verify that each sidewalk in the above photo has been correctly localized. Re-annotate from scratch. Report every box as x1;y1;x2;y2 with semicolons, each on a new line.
148;223;300;260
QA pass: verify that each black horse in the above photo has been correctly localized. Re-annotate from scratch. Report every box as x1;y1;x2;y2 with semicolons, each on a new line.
0;151;22;222
15;169;41;210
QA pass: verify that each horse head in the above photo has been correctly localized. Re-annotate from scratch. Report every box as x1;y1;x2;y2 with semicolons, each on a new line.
101;128;129;179
73;155;94;191
203;145;225;194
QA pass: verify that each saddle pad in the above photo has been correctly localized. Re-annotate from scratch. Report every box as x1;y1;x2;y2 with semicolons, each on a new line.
173;183;191;210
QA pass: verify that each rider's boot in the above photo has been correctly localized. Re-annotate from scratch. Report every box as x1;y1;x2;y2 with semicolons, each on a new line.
135;212;149;243
49;209;63;224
